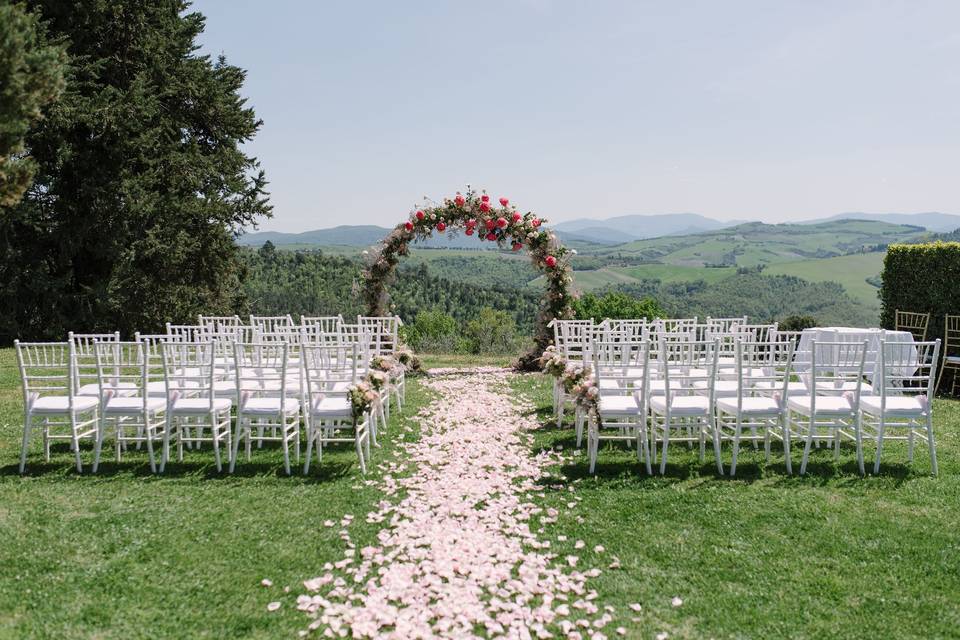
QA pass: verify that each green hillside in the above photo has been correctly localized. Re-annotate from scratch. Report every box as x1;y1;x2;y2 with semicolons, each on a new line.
764;252;884;312
588;219;927;266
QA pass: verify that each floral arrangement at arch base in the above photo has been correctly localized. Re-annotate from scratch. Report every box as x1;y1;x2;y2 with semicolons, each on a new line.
537;346;600;423
360;187;576;371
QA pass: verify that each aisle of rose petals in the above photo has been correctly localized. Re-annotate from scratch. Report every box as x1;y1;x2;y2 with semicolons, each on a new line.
285;367;621;639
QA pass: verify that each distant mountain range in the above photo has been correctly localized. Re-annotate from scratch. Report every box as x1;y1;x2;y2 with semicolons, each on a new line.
237;211;960;248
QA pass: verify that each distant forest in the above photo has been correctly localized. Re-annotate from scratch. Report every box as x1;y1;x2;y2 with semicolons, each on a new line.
242;243;870;330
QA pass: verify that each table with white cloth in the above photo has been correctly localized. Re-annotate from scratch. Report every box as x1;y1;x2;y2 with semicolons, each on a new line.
794;327;918;392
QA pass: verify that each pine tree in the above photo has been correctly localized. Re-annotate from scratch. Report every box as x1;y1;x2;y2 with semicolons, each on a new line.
0;1;66;207
0;1;271;340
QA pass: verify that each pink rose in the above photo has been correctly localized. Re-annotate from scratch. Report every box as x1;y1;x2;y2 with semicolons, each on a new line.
436;221;446;232
415;210;424;220
454;194;465;206
486;232;498;241
479;202;490;213
500;197;509;206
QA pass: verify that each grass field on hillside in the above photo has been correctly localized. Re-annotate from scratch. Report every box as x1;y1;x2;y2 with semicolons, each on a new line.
764;252;884;312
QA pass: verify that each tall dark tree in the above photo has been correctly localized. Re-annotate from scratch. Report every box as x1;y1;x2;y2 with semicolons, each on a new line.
0;0;270;341
0;1;66;207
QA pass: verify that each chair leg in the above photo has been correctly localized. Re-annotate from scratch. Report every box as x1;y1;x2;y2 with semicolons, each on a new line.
854;414;865;476
926;414;938;476
712;417;724;476
873;416;885;474
160;416;172;473
659;412;671;475
800;416;815;475
575;408;584;449
229;416;243;473
145;420;158;474
782;415;793;475
19;411;33;474
303;427;314;474
281;420;291;477
93;414;107;473
730;418;742;477
211;413;223;472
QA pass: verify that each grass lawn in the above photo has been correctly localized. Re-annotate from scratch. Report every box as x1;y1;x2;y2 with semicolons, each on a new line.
1;346;959;639
0;347;433;639
510;373;960;639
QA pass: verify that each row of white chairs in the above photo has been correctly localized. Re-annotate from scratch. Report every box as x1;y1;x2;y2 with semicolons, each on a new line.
551;320;940;477
15;317;406;475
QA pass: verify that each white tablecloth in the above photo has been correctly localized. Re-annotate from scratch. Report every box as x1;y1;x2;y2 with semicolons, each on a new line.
795;327;917;391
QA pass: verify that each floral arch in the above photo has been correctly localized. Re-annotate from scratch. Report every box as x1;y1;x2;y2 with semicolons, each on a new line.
360;188;575;370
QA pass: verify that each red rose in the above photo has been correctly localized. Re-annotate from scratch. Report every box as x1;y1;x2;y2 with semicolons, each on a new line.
496;217;507;228
466;218;476;227
512;212;522;223
481;194;490;203
512;242;522;251
545;255;557;268
404;222;414;231
485;219;496;230
436;221;446;232
486;232;497;241
415;210;425;220
465;227;474;236
479;202;490;213
454;194;465;206
532;218;541;227
500;197;509;207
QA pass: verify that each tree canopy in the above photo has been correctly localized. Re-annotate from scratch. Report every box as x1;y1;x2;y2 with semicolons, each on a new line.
0;0;270;341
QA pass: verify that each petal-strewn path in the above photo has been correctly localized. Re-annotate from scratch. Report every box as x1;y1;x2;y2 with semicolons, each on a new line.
294;367;617;639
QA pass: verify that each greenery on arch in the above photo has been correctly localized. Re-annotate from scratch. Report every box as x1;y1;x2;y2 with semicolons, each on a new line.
361;188;575;370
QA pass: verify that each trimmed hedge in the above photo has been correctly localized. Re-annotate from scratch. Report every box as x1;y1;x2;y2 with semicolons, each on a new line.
880;242;960;359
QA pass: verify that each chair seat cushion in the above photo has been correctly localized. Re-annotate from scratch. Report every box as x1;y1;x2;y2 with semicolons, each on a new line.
754;380;806;393
598;395;640;416
716;396;783;415
104;397;166;414
786;395;855;415
310;397;351;417
692;380;739;397
31;396;99;414
170;398;232;414
860;395;929;416
650;395;711;416
241;397;300;415
146;380;199;397
945;355;960;364
213;380;236;396
76;382;138;397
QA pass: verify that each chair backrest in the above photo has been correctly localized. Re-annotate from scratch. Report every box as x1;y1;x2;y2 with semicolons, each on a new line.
734;338;795;408
555;320;594;362
198;315;242;333
300;323;339;347
597;319;647;343
301;315;343;335
895;310;931;342
944;315;960;357
706;316;748;333
593;339;650;398
161;342;216;404
302;344;359;407
807;340;868;409
234;342;288;406
68;331;121;390
15;341;75;408
94;341;149;405
166;323;207;342
661;338;718;398
876;339;940;405
657;317;699;334
736;323;778;343
356;316;400;356
250;314;295;335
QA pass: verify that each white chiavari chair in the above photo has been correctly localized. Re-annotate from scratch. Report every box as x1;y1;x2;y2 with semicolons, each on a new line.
706;316;748;333
715;339;796;476
230;342;301;475
302;343;370;474
166;323;207;342
160;342;233;472
553;319;595;428
587;339;652;475
15;340;99;473
92;341;166;472
787;340;868;475
861;339;940;475
198;314;242;334
649;338;722;474
250;314;296;337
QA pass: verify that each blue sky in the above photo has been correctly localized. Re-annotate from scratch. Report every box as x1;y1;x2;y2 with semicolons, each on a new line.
192;0;960;232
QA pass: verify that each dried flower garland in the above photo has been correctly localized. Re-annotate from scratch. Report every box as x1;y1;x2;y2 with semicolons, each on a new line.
360;187;575;371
